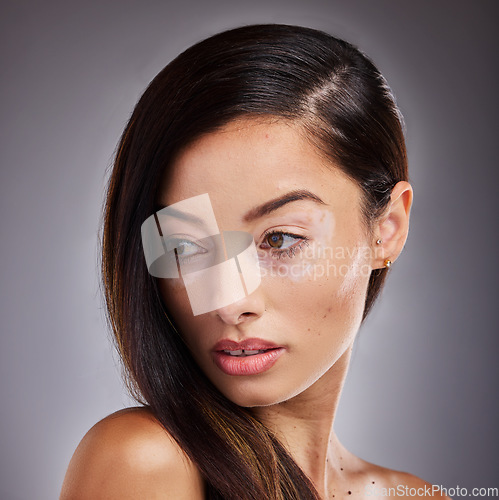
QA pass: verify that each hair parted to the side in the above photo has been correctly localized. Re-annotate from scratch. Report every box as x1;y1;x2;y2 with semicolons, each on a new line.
101;24;408;499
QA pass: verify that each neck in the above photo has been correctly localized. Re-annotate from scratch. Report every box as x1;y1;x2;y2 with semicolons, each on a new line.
250;345;354;498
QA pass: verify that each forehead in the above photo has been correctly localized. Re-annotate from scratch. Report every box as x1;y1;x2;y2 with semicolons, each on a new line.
158;118;360;226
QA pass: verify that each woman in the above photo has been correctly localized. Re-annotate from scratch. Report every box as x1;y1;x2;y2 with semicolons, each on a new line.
61;24;444;499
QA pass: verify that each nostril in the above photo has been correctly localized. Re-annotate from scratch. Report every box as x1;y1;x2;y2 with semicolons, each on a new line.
238;312;255;321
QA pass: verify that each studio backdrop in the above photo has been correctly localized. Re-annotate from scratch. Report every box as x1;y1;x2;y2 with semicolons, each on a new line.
0;1;498;499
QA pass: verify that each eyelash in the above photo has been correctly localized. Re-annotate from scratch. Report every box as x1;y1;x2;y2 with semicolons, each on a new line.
260;230;309;259
167;231;309;263
166;236;207;264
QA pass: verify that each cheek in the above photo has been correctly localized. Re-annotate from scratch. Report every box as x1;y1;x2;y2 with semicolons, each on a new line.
265;250;370;337
322;256;371;330
159;278;184;306
158;278;196;330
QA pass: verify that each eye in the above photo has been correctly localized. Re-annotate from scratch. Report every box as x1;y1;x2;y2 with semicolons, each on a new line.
177;240;204;256
260;230;309;258
165;236;208;259
263;232;299;249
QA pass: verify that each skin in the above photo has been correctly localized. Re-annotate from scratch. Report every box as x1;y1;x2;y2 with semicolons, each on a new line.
158;118;374;409
60;118;447;499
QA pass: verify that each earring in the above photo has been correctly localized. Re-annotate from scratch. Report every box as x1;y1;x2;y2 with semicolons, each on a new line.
376;239;382;245
384;259;392;269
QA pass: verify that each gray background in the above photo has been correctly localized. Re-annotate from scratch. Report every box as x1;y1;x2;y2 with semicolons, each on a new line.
1;1;498;498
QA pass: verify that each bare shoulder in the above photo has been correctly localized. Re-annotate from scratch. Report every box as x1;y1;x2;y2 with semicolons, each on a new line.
363;464;451;499
390;470;451;499
340;450;450;500
60;407;205;499
391;470;450;498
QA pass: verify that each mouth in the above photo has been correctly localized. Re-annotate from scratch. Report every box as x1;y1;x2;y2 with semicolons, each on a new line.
221;348;273;357
212;338;285;376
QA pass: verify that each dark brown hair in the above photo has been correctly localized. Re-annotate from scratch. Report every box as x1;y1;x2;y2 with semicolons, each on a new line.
101;24;408;499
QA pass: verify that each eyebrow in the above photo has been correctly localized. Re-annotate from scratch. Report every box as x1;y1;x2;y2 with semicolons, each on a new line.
154;204;205;226
243;189;326;223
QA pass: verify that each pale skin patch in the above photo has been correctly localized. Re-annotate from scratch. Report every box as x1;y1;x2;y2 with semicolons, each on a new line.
256;205;338;283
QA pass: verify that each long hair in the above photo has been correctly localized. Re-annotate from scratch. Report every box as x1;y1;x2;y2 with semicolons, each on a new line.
101;24;408;499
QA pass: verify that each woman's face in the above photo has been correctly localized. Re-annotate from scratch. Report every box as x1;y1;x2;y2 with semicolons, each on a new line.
157;118;375;407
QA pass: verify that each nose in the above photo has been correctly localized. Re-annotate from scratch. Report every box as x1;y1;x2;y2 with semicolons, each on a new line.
214;291;265;325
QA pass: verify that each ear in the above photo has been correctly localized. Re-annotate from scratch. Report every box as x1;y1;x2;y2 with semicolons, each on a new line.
372;181;413;269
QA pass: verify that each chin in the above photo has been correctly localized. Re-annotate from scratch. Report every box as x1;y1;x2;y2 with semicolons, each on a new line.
224;391;279;408
219;383;298;408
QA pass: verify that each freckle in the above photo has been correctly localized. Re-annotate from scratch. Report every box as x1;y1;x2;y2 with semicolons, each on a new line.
307;328;310;332
322;314;327;318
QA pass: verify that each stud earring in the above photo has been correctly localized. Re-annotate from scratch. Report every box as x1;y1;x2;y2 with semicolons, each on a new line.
376;239;382;245
384;259;392;269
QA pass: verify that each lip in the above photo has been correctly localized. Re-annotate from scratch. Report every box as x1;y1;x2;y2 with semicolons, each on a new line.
212;337;282;352
212;338;285;376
